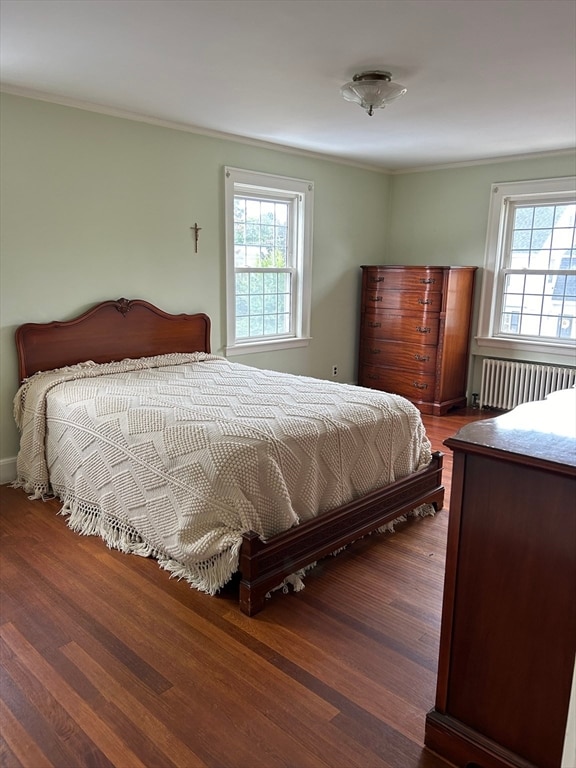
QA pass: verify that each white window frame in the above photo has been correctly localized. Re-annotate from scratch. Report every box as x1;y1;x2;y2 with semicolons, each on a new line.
476;176;576;360
224;167;314;355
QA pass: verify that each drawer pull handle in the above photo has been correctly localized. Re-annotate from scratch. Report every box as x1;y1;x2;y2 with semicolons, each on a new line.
367;374;379;380
369;296;382;302
368;321;381;328
370;276;385;283
413;382;428;390
420;278;436;284
418;298;432;305
369;348;381;354
414;354;430;362
416;326;431;333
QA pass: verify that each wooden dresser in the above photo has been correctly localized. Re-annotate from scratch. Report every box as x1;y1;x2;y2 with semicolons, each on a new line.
425;389;576;768
358;265;476;415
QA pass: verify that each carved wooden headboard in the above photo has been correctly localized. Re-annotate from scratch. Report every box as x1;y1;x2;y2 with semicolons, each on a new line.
15;298;211;381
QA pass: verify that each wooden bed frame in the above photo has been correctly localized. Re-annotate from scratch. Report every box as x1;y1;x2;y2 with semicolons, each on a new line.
15;298;445;616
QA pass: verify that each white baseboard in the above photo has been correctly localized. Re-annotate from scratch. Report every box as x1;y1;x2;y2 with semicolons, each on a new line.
0;457;17;485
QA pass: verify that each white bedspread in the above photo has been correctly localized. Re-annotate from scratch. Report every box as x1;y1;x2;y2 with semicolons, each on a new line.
13;353;432;594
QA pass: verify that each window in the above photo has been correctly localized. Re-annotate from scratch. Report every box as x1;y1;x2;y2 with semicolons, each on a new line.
477;177;576;358
224;167;313;355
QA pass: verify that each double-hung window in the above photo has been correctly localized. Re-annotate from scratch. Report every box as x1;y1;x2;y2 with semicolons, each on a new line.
477;176;576;358
224;167;314;355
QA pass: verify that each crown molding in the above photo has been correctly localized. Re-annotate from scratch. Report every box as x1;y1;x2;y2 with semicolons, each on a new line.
0;85;389;174
389;147;576;174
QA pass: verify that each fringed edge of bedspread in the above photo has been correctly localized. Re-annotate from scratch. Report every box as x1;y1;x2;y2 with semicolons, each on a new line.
11;477;53;501
266;565;316;599
377;502;436;533
12;479;243;597
60;494;243;596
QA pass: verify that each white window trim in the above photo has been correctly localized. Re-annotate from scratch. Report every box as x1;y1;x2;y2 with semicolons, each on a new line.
224;166;313;356
476;176;576;360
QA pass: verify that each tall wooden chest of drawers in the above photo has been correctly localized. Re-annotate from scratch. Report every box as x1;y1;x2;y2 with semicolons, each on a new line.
358;265;476;415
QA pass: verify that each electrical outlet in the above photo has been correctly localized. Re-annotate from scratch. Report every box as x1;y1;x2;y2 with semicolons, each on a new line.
332;365;338;377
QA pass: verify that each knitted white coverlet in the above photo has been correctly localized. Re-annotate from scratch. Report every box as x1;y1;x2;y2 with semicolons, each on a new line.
13;353;433;594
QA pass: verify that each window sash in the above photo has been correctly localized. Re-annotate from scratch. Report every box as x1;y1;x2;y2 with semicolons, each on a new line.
233;192;296;271
497;268;576;341
234;267;296;340
502;197;575;272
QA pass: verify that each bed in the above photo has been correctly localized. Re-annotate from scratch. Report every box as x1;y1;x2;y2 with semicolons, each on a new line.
13;298;444;615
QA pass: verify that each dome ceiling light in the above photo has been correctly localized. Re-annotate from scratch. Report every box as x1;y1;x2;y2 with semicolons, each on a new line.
340;70;407;116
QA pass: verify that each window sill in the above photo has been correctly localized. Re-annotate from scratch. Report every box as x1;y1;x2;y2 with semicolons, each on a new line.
475;335;576;363
226;337;311;356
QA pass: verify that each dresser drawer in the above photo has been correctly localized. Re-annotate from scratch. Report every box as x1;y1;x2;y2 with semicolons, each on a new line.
359;365;436;400
359;339;437;373
361;311;440;345
363;289;443;312
363;267;444;293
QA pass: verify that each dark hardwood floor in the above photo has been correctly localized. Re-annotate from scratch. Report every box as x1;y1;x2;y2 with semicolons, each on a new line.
0;408;492;768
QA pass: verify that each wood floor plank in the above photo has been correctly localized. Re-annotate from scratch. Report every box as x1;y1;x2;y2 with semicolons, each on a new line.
61;643;204;768
0;688;54;768
1;624;149;768
0;639;112;768
2;547;173;695
0;737;25;768
224;606;430;749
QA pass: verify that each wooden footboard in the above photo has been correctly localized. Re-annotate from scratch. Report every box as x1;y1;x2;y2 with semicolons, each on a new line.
238;451;444;615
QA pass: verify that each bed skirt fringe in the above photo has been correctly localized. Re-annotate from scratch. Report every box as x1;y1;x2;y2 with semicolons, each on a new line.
377;502;436;533
51;488;243;597
11;477;53;501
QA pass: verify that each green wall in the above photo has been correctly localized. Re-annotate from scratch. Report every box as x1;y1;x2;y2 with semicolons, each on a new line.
0;93;389;467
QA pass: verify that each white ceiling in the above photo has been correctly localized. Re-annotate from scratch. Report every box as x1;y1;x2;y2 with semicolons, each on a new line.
1;0;575;171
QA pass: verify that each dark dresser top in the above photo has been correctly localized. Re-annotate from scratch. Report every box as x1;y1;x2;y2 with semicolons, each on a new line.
445;388;576;473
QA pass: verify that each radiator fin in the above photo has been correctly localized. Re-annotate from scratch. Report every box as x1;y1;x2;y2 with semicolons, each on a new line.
479;359;576;410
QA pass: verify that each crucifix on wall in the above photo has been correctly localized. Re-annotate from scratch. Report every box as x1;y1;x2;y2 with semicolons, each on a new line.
190;222;202;253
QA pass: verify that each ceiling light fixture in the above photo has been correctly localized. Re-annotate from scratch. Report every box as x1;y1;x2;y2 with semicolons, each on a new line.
340;71;407;116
